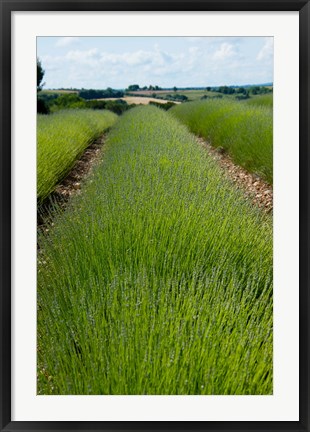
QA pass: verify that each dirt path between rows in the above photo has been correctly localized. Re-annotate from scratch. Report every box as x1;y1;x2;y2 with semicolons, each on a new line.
196;137;273;213
54;134;106;200
37;134;107;229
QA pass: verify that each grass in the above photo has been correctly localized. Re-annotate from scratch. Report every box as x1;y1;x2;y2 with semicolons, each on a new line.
37;106;272;395
171;98;273;183
128;89;272;102
244;93;273;108
128;89;221;101
41;89;78;95
37;109;118;203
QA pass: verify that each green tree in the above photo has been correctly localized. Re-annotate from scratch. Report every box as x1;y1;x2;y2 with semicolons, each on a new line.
127;84;140;91
249;86;260;95
236;87;246;94
173;86;177;92
37;58;49;113
37;58;45;92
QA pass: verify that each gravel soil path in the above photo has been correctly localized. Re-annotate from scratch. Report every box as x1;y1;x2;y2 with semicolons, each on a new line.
196;137;273;213
37;134;107;229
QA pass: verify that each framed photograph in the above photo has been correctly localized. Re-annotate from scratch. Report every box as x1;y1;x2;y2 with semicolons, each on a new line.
1;0;309;431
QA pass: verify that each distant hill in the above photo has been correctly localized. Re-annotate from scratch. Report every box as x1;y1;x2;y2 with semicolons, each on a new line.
145;83;273;91
241;82;273;88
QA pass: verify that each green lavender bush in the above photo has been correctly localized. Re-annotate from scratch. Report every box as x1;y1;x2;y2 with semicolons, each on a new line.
38;106;272;395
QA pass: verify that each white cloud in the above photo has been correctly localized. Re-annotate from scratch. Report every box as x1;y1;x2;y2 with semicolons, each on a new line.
96;51;151;67
189;46;199;54
122;50;153;66
66;48;99;65
256;38;273;61
38;37;273;89
55;37;80;47
213;43;236;60
63;47;175;69
65;48;98;62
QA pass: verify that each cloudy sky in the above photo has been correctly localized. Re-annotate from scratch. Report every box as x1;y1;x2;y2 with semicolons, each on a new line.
37;36;273;89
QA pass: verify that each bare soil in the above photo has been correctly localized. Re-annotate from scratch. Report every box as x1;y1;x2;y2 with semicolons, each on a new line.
129;90;175;95
99;96;181;105
54;134;106;199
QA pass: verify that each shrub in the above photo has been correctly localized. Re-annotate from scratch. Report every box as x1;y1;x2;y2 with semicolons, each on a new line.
149;101;176;110
86;99;131;115
49;94;87;112
37;98;50;114
79;88;124;100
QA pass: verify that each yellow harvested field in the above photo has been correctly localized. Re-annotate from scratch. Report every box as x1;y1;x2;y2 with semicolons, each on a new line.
42;90;78;94
98;96;181;105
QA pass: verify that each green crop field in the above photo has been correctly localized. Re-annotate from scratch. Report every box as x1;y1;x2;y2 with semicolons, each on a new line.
156;89;220;101
245;93;273;108
171;99;273;183
127;89;272;103
38;106;272;395
41;89;78;95
37;109;118;203
128;89;220;101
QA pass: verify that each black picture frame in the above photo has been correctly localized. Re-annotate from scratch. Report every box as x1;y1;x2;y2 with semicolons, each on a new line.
1;1;309;431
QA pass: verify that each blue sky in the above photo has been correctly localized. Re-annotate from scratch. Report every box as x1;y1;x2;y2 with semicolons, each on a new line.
37;36;273;89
